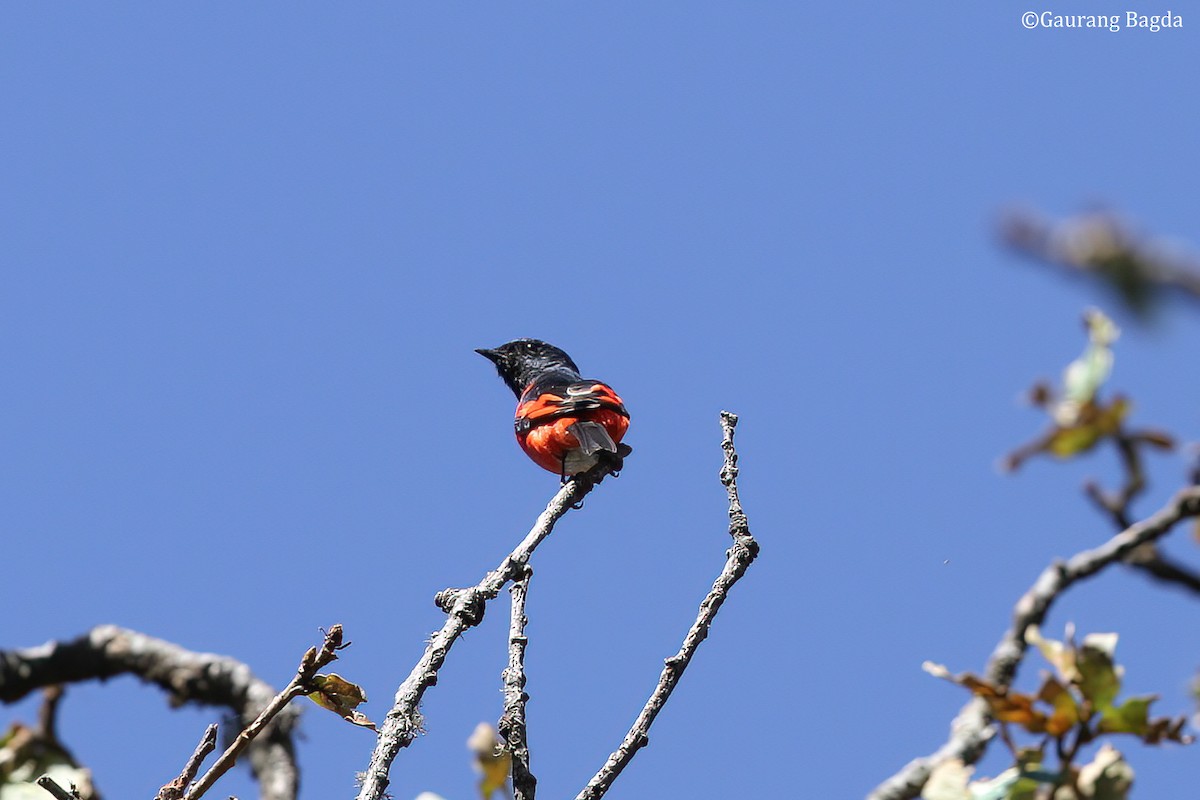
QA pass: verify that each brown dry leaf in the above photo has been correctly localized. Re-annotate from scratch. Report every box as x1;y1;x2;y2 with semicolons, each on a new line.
1037;675;1081;737
923;662;1048;732
306;673;377;730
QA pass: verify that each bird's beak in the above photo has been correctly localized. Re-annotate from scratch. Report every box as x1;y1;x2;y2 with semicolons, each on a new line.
475;348;500;363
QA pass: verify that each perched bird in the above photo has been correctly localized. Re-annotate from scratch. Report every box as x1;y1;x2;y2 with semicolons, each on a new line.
477;339;630;480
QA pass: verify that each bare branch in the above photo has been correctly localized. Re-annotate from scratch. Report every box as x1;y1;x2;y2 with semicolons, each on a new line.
36;686;64;741
498;566;536;800
1081;432;1200;596
1082;432;1144;530
868;485;1200;800
36;777;80;800
575;411;759;800
0;626;299;800
355;464;612;800
1121;545;1200;597
156;725;218;800
184;625;345;800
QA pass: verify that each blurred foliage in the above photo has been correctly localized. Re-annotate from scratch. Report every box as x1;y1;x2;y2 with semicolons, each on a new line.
1003;309;1173;473
1001;209;1200;319
0;690;96;800
923;626;1190;799
467;723;510;800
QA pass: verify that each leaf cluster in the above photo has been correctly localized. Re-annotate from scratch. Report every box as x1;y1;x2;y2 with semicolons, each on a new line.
922;626;1190;800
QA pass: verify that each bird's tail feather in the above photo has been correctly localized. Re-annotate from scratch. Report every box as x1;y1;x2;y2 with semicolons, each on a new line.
568;421;617;456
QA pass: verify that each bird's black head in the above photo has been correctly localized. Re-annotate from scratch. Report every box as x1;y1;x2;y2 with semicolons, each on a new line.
476;338;581;398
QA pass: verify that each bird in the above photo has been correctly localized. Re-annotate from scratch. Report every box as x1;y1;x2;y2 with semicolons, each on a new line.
477;339;630;480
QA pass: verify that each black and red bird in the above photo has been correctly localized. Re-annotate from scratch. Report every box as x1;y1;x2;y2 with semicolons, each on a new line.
477;339;630;479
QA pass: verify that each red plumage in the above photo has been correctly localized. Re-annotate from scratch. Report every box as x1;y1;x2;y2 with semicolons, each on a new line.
477;340;631;479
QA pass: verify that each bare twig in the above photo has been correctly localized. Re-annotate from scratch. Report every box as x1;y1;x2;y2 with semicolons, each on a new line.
156;725;218;800
36;686;64;741
498;566;536;800
36;777;79;800
868;485;1200;800
0;626;300;800
1083;432;1144;530
1123;546;1200;595
575;411;759;800
1080;432;1200;596
184;626;346;800
355;463;613;800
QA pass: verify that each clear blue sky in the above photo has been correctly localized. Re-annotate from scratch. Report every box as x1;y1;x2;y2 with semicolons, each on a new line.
2;4;1198;799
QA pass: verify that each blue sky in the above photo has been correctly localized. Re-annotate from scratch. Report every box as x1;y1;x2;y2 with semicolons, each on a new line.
2;4;1199;799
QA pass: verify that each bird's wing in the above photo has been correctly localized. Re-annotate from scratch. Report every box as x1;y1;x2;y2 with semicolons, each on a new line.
516;380;629;426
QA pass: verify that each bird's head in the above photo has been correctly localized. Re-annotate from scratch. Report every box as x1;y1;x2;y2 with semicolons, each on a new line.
476;338;581;398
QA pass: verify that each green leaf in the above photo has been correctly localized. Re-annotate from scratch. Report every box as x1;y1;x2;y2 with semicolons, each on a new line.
1097;696;1154;735
1076;633;1121;709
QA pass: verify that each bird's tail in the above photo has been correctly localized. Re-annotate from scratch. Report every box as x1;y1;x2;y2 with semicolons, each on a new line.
568;421;617;456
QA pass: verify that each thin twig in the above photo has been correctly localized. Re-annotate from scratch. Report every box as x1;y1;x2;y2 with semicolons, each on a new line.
0;626;300;800
1081;432;1200;595
156;725;219;800
184;625;346;800
355;464;612;800
36;686;64;741
868;485;1200;800
498;566;536;800
1122;546;1200;595
575;411;759;800
1083;432;1144;530
36;777;79;800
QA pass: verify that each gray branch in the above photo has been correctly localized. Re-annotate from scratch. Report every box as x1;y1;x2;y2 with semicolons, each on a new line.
498;566;535;800
575;411;759;800
354;464;612;800
1;626;300;800
867;485;1200;800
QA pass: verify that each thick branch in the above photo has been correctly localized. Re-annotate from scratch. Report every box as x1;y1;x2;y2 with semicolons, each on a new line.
354;464;610;800
498;566;536;800
868;485;1200;800
0;626;300;800
575;411;759;800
